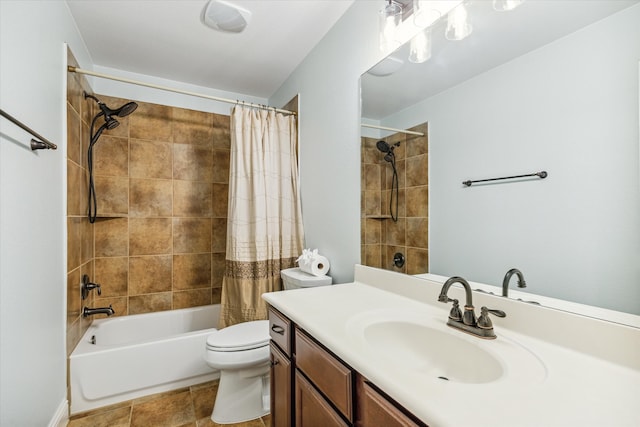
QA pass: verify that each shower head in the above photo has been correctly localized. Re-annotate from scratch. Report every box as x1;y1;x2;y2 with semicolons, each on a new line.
84;92;138;131
376;140;400;162
376;140;391;153
100;101;138;118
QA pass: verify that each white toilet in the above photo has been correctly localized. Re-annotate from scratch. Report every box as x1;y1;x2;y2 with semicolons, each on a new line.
280;267;332;290
204;269;330;424
204;320;271;424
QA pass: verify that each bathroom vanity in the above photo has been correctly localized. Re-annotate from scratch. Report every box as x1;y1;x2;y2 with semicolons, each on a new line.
263;265;640;427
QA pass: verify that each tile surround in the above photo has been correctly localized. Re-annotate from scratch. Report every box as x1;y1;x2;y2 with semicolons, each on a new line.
66;47;230;358
361;123;429;274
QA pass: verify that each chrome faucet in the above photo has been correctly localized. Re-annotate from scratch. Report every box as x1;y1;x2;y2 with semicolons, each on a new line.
502;268;526;297
83;305;114;317
438;276;505;339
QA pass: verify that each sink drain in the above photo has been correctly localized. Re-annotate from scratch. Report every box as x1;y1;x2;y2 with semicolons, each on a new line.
437;376;449;381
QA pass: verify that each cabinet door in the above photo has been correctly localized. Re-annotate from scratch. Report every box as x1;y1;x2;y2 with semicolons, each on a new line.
356;376;425;427
271;342;292;427
295;371;349;427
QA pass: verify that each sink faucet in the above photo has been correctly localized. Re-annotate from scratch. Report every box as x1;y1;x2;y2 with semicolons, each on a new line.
438;276;505;339
502;268;526;297
83;305;115;317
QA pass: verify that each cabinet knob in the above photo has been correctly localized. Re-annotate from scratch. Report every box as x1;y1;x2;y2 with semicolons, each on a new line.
271;360;280;367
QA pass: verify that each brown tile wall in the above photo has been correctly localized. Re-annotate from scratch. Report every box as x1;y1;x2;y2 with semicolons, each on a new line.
361;123;429;275
90;94;230;317
66;49;230;359
67;48;96;356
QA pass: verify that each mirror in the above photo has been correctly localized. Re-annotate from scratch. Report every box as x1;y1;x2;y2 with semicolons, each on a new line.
361;0;640;318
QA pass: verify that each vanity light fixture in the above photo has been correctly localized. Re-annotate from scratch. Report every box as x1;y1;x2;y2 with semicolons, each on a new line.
379;0;403;52
445;2;472;41
409;27;432;64
493;0;525;12
202;0;252;33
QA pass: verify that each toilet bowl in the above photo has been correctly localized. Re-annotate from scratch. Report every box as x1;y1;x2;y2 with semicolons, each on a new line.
204;320;270;424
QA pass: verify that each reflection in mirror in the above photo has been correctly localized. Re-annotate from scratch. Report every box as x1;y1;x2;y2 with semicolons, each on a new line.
361;0;640;318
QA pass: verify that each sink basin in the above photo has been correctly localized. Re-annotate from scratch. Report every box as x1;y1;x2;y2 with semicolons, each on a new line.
346;308;546;385
364;321;503;383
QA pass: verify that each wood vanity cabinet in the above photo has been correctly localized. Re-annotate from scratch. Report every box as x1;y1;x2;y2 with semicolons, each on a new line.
268;306;426;427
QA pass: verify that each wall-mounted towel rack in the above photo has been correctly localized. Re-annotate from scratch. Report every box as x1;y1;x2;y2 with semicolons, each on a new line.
0;109;57;150
463;171;547;187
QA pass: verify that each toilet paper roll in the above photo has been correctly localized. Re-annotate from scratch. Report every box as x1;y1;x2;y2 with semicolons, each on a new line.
298;255;330;277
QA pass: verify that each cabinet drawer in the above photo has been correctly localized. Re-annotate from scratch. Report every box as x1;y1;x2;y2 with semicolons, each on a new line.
295;371;349;427
269;306;292;356
295;327;353;422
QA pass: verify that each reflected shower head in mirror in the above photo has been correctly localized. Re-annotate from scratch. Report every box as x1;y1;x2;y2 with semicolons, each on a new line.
376;140;400;222
376;140;400;162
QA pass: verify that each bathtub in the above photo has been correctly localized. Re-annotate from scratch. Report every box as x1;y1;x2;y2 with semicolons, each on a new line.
70;304;220;415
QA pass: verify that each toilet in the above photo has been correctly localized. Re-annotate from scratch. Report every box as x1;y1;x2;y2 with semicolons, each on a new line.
205;269;330;424
280;267;332;290
204;320;271;424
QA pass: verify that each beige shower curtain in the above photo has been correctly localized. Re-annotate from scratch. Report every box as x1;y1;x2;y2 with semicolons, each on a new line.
219;106;304;327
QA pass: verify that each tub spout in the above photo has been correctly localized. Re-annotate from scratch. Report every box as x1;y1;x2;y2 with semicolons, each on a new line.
83;305;114;317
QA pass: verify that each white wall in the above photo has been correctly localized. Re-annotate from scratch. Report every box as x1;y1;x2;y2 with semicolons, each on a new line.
270;1;391;283
90;65;268;115
382;5;640;313
269;1;457;283
0;1;92;425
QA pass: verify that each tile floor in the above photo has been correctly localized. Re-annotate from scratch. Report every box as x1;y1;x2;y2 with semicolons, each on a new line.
67;380;271;427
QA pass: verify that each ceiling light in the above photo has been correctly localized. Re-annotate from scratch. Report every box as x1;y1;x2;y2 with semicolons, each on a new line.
367;55;405;77
445;3;472;41
202;0;251;33
379;0;403;52
493;0;525;12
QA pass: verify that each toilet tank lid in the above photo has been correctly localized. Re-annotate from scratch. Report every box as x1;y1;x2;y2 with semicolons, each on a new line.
280;268;332;286
206;320;269;351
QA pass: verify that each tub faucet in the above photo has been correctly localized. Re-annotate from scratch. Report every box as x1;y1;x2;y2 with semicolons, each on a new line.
438;276;505;339
502;268;526;297
83;305;115;317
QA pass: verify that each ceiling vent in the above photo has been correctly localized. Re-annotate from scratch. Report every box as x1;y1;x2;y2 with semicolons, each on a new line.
202;0;252;33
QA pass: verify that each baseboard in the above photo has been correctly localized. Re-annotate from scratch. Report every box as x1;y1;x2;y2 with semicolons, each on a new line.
48;398;69;427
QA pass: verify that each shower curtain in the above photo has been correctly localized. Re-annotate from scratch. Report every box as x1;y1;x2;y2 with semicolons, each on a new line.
219;106;304;327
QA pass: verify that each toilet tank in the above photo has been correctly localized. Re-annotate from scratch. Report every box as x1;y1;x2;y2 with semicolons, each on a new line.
281;268;332;290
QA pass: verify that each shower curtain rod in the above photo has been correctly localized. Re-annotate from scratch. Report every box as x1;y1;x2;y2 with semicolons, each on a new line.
67;66;296;116
361;123;424;136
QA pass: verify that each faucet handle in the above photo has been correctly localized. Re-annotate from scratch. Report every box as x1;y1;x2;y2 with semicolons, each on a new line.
448;299;462;321
477;307;507;330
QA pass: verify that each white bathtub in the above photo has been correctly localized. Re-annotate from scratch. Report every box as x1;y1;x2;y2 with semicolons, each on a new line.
70;304;220;415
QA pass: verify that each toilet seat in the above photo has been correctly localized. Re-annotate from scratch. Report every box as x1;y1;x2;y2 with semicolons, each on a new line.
206;320;269;352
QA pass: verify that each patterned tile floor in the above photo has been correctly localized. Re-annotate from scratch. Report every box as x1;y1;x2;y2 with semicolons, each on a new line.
68;380;271;427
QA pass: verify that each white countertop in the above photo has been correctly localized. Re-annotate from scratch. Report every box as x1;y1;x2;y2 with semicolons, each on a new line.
263;265;640;427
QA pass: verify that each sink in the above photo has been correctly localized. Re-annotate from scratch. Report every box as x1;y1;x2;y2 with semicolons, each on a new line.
364;321;503;383
346;308;546;385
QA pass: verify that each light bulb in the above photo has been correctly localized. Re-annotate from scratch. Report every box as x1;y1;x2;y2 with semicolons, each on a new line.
379;1;402;52
413;0;442;28
493;0;524;12
445;3;472;41
409;29;431;64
